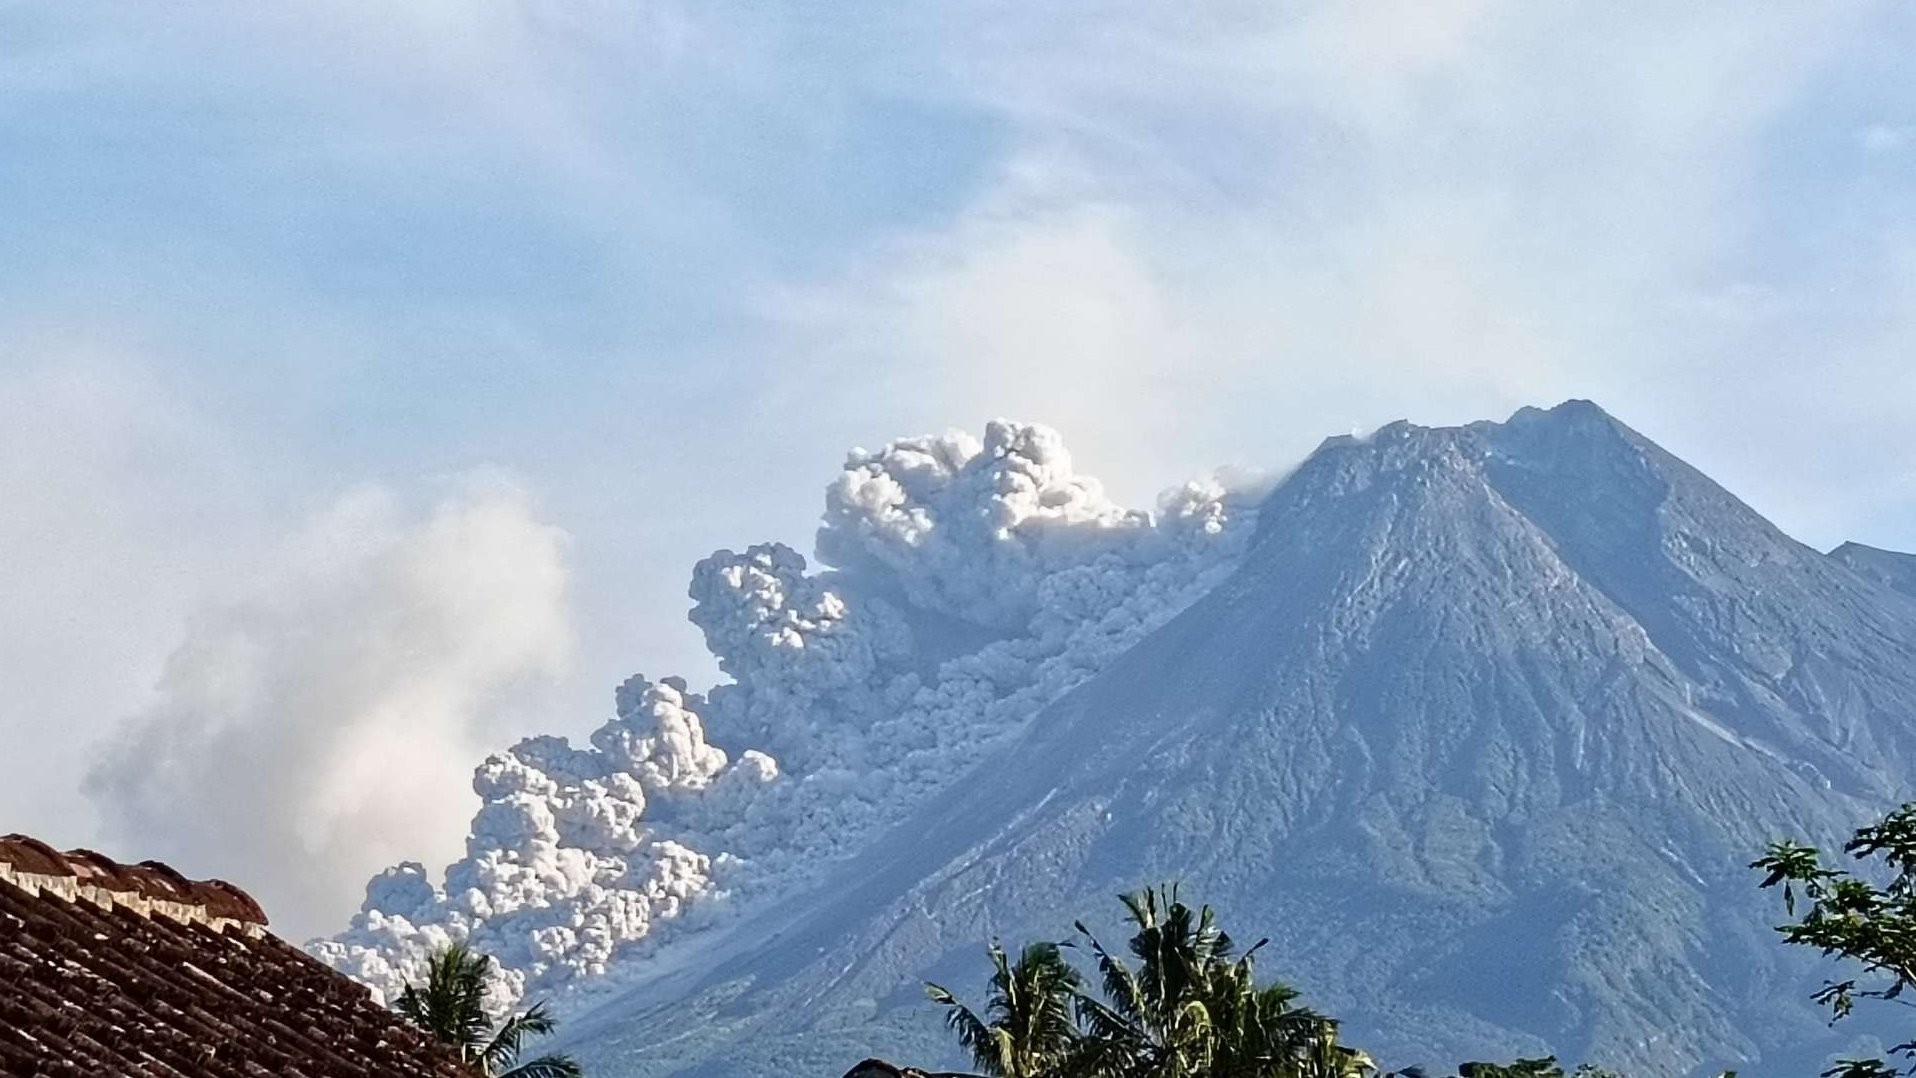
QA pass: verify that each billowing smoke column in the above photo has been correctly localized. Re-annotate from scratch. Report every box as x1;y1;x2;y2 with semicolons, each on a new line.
312;421;1255;1008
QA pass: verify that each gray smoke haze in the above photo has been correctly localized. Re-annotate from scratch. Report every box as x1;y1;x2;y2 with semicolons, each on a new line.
314;420;1252;1008
87;479;572;939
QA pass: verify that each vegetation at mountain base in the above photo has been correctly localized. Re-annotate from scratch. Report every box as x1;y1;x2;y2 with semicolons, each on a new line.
920;885;1646;1078
907;879;1784;1078
394;941;585;1078
1756;803;1916;1078
897;798;1916;1078
926;885;1361;1078
1421;1061;1621;1078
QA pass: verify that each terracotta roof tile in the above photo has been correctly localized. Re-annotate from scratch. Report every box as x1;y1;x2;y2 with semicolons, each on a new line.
0;835;71;877
0;835;475;1078
0;836;275;929
194;878;270;925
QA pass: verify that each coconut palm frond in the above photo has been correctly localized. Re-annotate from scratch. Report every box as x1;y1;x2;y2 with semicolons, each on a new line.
392;944;583;1077
497;1053;586;1078
394;942;494;1058
479;1002;562;1074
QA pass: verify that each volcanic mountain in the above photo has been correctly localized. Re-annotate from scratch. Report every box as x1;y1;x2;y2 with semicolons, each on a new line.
550;402;1916;1075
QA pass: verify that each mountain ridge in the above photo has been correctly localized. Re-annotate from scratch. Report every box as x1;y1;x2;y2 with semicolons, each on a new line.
1832;541;1916;601
558;401;1916;1077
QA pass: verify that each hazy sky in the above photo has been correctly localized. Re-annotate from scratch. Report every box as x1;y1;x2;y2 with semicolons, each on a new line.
7;1;1916;936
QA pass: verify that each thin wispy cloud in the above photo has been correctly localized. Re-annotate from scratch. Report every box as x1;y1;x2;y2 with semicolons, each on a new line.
773;2;1916;522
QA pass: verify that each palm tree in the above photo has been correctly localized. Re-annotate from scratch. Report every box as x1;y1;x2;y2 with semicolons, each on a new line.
924;888;1361;1078
927;940;1086;1078
394;942;584;1078
1072;886;1355;1078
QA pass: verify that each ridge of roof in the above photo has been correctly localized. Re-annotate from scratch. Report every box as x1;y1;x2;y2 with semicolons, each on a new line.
0;832;270;929
0;852;477;1076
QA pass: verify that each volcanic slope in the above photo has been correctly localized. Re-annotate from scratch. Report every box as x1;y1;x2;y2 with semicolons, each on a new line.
562;401;1916;1077
1833;540;1916;601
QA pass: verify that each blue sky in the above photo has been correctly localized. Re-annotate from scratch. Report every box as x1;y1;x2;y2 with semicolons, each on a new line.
7;1;1916;933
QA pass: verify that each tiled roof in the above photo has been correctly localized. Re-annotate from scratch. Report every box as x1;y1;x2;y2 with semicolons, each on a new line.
0;835;271;926
0;834;475;1077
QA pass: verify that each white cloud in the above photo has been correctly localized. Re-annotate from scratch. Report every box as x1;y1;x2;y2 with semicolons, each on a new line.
0;349;268;848
767;1;1916;539
315;420;1254;1009
769;178;1199;496
87;477;573;940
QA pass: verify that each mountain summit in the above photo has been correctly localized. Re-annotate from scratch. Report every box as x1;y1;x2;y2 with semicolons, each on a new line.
557;401;1916;1077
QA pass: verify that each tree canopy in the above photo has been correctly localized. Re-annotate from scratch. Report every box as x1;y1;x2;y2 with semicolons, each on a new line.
916;887;1722;1078
1755;803;1916;1078
394;941;585;1078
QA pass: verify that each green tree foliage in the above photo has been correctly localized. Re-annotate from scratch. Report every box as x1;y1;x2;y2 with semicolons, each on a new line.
394;941;585;1078
1384;1056;1681;1078
920;887;1662;1078
1448;1060;1620;1078
1071;887;1358;1078
928;886;1363;1078
927;941;1085;1078
1755;802;1916;1078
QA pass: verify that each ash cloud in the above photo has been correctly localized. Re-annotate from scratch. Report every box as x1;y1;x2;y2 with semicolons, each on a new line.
314;421;1254;1009
87;479;572;940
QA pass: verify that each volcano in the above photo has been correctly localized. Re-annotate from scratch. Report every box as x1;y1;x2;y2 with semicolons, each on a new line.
552;402;1916;1075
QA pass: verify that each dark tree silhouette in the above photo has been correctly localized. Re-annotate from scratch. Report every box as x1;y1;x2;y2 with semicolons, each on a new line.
928;886;1363;1078
394;942;584;1078
1071;887;1358;1078
928;941;1085;1078
1756;803;1916;1078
